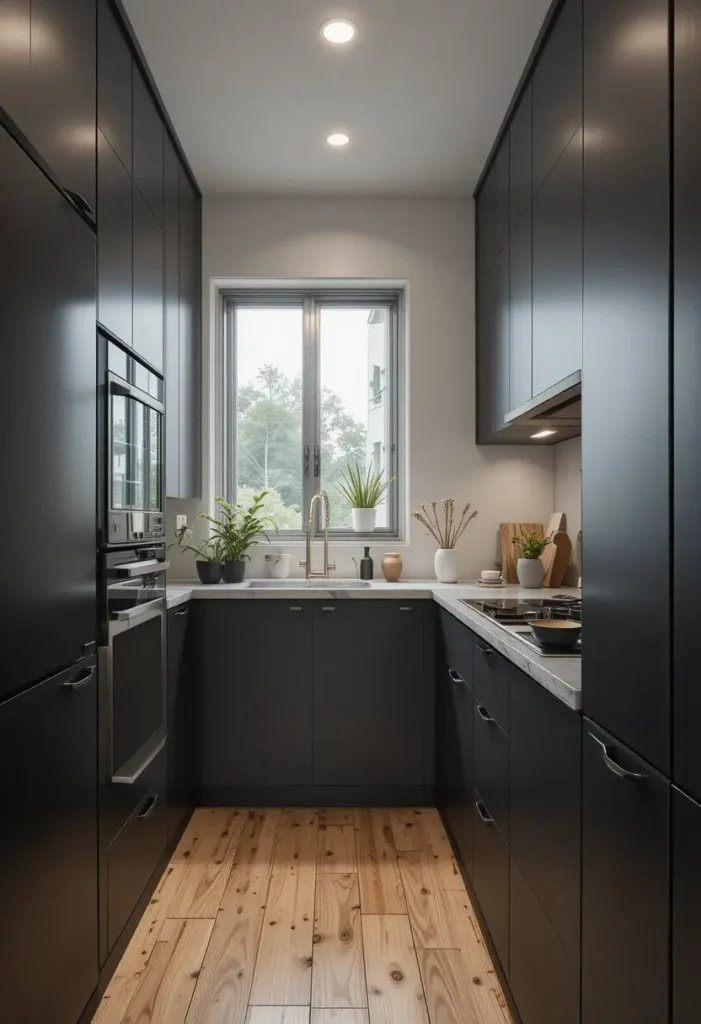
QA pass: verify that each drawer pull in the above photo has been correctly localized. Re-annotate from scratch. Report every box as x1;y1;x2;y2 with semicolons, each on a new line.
138;793;158;820
448;668;466;686
322;606;336;612
476;643;493;656
589;732;646;781
289;606;302;612
476;703;495;723
399;606;412;612
476;801;494;826
62;666;96;691
175;608;188;617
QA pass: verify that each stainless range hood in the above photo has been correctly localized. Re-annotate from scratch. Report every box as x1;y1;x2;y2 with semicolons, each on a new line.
499;370;581;443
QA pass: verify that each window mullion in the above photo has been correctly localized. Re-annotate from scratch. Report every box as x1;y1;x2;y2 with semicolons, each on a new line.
302;295;317;528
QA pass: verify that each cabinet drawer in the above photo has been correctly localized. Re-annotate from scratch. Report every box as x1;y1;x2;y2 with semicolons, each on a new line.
473;790;510;976
439;610;474;689
473;640;510;733
106;778;168;951
101;744;166;848
510;857;580;1024
474;698;509;841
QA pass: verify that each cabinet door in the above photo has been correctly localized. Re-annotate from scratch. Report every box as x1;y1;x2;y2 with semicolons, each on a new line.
167;606;197;844
164;138;180;497
133;183;164;371
510;83;532;232
133;67;164;223
436;625;474;878
532;0;582;196
582;0;670;773
672;787;701;1024
313;602;431;787
510;668;581;955
0;1;30;128
477;242;510;440
97;0;132;173
582;721;669;1024
200;603;313;790
674;0;701;802
473;791;509;975
0;662;98;1024
178;169;201;498
98;129;132;345
509;210;532;411
478;139;510;272
473;697;509;841
532;126;582;395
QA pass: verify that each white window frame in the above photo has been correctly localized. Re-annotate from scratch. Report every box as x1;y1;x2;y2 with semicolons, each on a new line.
218;287;403;540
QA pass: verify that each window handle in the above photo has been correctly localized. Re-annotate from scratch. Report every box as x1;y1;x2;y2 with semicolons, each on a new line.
314;445;320;477
304;445;310;477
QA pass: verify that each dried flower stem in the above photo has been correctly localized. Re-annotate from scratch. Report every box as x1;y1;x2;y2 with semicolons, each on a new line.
413;497;479;549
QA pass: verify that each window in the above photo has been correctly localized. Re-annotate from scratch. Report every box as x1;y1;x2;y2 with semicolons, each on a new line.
221;290;401;537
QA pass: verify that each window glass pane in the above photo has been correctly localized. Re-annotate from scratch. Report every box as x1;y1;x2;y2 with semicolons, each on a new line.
235;307;304;530
319;307;391;528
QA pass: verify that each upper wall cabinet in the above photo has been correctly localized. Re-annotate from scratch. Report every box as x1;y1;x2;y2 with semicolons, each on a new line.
165;138;181;495
477;242;510;440
97;129;133;346
98;0;132;174
133;67;164;224
0;0;96;211
176;169;201;499
133;184;164;372
510;84;532;232
532;0;583;197
478;140;510;273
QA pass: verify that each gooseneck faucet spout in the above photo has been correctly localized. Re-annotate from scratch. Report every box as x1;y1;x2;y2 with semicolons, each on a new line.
300;492;336;579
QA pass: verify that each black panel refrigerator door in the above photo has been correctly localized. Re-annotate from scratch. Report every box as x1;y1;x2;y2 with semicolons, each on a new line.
0;658;98;1024
0;124;97;700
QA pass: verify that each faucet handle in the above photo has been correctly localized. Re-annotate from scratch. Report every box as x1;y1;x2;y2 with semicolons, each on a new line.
299;560;307;568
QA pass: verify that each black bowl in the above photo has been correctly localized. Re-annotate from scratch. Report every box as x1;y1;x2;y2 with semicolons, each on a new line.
529;619;581;650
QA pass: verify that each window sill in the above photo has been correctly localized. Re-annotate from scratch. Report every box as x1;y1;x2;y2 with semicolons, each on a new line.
262;536;407;549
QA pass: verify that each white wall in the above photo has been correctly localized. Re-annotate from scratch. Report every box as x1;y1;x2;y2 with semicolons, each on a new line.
554;436;582;586
169;196;556;581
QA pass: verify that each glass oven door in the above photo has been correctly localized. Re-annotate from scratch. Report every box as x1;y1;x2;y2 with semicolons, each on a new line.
108;374;164;544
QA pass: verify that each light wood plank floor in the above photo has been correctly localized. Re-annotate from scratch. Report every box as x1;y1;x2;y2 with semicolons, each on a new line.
93;808;512;1024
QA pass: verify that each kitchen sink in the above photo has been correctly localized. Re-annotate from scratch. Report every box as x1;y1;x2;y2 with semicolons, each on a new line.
247;579;371;589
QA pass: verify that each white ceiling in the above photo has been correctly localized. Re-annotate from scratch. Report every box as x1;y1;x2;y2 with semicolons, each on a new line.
123;0;553;196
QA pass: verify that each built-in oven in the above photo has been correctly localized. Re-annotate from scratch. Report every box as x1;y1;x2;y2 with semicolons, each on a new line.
104;341;165;547
99;545;168;786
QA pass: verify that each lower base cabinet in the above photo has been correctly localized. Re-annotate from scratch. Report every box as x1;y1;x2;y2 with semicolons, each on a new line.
167;605;198;842
582;720;669;1024
672;786;701;1024
436;642;475;879
473;789;510;975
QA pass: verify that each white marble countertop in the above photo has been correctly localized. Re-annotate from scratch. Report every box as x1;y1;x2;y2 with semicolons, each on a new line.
166;579;582;712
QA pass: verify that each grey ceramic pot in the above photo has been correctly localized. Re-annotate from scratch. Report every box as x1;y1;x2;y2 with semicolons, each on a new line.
517;557;544;589
222;560;247;583
196;560;223;585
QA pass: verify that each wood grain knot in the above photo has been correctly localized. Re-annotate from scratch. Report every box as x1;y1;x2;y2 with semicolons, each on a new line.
313;933;323;944
420;887;430;896
339;929;352;943
390;970;404;982
472;976;482;986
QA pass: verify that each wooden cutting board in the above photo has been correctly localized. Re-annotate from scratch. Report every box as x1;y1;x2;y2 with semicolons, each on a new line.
500;522;545;583
543;531;572;588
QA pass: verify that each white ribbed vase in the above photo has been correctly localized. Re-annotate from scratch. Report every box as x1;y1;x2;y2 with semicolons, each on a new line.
434;548;458;584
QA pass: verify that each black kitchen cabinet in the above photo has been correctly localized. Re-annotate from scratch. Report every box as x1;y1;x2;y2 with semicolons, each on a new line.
98;128;133;346
165;137;180;495
133;183;164;372
672;787;701;1024
532;0;582;197
674;0;701;803
1;124;97;699
473;694;509;841
437;611;475;878
133;66;164;224
0;2;30;122
510;857;580;1024
177;168;201;498
510;667;581;955
473;789;510;976
582;0;670;773
509;210;532;411
477;241;510;440
473;637;509;733
477;139;510;273
510;83;532;232
0;660;98;1024
199;602;314;797
97;0;132;173
532;126;582;396
582;721;669;1024
167;606;198;844
313;602;433;790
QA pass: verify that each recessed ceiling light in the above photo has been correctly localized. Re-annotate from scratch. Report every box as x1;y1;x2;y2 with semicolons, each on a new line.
530;429;558;439
321;18;357;45
326;132;350;147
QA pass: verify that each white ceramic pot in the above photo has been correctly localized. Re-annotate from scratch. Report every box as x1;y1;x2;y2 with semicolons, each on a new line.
266;553;292;579
434;548;458;584
517;557;543;589
351;507;377;532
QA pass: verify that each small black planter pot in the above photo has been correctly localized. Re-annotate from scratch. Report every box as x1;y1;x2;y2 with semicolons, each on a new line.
196;560;223;585
222;560;247;583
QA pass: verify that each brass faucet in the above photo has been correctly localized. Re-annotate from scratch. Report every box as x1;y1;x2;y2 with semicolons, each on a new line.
300;491;336;579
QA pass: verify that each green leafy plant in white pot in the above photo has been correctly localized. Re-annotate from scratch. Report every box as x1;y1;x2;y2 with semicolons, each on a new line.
198;492;278;583
513;530;549;589
337;463;393;532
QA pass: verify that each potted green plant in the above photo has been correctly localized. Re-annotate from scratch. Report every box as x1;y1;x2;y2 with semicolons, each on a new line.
337;463;394;532
198;493;278;583
172;525;225;585
513;530;549;589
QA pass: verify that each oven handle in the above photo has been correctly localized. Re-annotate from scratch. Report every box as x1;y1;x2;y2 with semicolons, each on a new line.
113;559;170;579
109;376;165;414
112;734;166;785
112;597;165;623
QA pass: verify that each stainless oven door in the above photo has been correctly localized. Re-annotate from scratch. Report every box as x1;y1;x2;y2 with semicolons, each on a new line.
99;582;166;785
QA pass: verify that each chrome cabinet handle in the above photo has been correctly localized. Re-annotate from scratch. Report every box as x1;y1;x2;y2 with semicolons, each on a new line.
476;643;493;656
138;793;158;820
289;606;302;612
476;801;494;826
399;606;412;612
63;666;96;691
476;703;495;723
174;608;187;617
589;732;645;781
113;735;166;785
64;188;96;219
322;606;335;612
448;668;466;686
